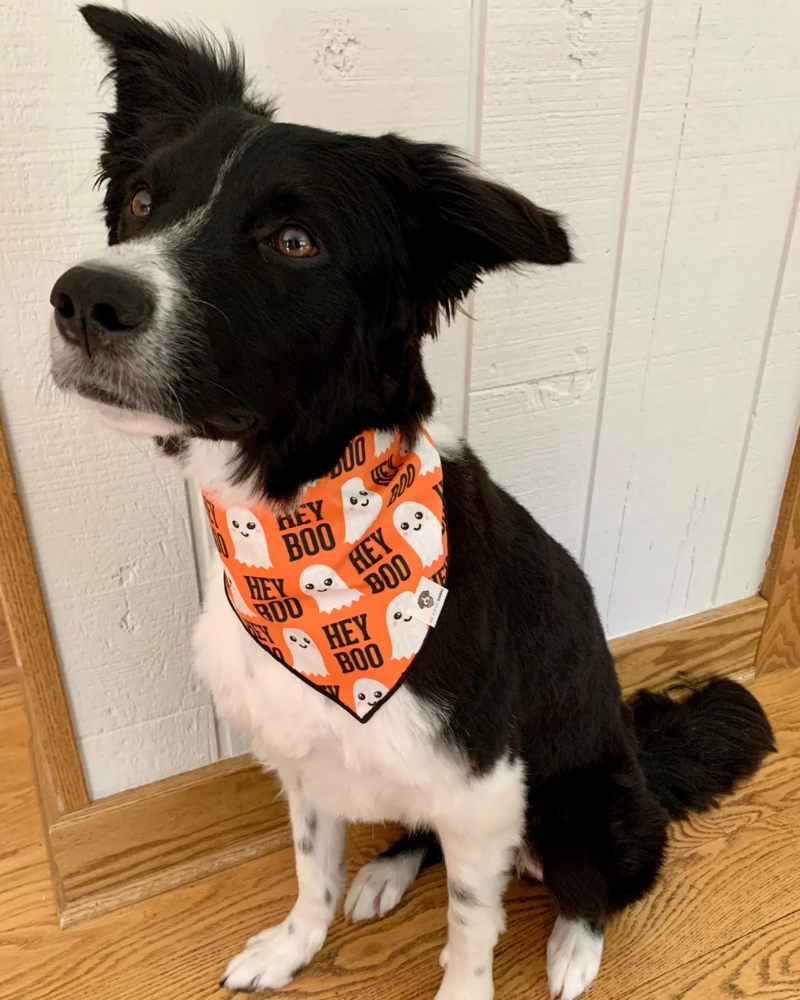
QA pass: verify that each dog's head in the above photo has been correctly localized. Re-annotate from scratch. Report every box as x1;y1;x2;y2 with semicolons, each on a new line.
50;5;572;500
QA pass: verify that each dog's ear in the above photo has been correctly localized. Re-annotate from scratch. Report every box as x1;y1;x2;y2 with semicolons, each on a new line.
381;135;572;321
80;6;273;212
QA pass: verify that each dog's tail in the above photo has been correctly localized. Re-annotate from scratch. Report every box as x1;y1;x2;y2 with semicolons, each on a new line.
630;678;775;820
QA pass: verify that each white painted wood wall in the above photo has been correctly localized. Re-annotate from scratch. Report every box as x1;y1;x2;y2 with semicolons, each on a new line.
2;0;799;798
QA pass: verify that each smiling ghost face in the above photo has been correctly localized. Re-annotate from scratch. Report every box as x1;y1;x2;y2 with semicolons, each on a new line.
353;678;390;718
386;590;429;660
341;476;383;544
227;506;272;569
283;627;328;677
392;501;443;568
298;565;361;614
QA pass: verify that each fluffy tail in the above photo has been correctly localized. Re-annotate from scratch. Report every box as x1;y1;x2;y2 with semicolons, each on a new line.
630;678;775;820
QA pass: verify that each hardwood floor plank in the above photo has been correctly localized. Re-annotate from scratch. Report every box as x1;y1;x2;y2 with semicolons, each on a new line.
629;907;800;999
2;638;800;999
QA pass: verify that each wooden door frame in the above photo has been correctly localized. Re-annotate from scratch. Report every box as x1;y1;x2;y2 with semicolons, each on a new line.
1;415;797;927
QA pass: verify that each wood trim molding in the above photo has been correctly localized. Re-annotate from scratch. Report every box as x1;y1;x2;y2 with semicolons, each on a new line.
28;594;767;928
52;755;288;928
757;423;800;676
761;421;800;604
611;595;766;694
0;417;88;818
48;754;288;928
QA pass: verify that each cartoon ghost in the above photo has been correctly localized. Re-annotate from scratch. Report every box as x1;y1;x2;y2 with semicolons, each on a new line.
373;428;395;457
283;627;328;678
299;565;362;614
353;678;390;718
341;477;383;544
401;433;441;477
386;591;429;660
225;572;258;619
393;501;443;568
226;506;272;569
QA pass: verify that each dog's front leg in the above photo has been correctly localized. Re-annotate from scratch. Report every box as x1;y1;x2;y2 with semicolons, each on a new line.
221;778;346;992
433;782;524;1000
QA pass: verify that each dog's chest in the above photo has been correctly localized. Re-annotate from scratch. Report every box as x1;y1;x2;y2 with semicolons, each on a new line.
192;574;461;824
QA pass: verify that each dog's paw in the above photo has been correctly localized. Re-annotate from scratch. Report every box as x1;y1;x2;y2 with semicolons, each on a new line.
546;917;603;1000
344;853;422;921
220;917;327;992
433;967;494;1000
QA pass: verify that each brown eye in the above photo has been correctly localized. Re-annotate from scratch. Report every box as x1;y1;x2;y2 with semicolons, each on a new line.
130;187;153;219
275;226;318;258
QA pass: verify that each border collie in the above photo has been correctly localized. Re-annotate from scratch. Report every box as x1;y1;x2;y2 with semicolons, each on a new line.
49;8;775;999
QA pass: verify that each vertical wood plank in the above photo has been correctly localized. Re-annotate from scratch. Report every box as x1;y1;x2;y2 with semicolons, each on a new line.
583;0;800;637
755;472;800;675
469;0;644;555
717;184;800;605
0;416;89;815
762;420;800;605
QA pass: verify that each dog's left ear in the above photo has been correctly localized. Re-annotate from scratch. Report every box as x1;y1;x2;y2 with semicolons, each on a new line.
81;5;273;226
381;135;572;322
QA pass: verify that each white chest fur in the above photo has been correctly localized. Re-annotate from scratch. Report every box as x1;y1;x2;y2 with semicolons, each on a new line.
194;561;477;825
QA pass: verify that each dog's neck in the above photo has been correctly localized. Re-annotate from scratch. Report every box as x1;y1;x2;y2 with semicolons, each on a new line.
161;354;438;505
170;420;461;511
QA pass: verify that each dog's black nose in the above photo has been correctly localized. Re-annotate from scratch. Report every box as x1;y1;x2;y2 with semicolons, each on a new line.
50;265;153;355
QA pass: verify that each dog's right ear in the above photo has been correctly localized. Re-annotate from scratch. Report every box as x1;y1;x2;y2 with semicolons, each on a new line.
80;6;274;223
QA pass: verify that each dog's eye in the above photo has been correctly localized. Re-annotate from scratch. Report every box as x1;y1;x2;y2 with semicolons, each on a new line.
130;187;153;219
273;226;318;259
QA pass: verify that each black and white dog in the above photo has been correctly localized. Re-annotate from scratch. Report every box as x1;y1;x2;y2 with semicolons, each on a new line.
50;8;775;999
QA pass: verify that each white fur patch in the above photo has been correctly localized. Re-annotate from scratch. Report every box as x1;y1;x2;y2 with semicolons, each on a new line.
547;917;604;1000
424;421;463;459
221;917;327;992
344;851;425;921
78;398;184;437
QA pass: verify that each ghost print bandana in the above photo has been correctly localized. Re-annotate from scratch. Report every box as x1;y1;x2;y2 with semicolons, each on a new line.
201;427;448;722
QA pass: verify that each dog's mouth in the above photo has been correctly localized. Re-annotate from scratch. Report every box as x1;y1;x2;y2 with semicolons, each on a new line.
49;283;265;442
63;373;261;441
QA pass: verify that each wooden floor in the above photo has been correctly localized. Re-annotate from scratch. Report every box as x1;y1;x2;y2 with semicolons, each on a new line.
2;640;800;999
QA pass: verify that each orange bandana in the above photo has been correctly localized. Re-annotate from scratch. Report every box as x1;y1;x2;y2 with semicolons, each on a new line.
202;428;449;721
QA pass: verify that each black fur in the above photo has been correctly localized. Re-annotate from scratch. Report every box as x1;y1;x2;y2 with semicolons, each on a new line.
59;6;776;940
631;678;776;819
71;6;571;504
